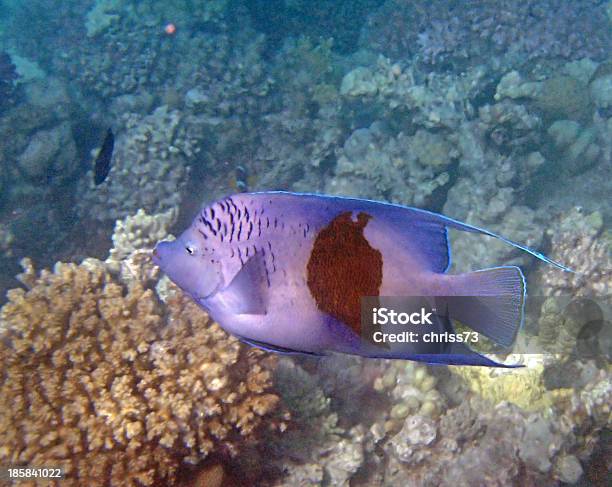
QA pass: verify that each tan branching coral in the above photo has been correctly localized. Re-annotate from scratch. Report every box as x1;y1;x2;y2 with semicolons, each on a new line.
0;259;280;486
105;207;178;286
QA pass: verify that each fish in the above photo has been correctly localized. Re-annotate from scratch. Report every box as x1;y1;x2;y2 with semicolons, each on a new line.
153;191;571;367
94;128;114;186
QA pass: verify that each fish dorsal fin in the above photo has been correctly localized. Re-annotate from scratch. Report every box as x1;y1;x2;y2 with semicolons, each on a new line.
393;205;572;272
220;252;268;315
367;211;450;273
401;216;451;273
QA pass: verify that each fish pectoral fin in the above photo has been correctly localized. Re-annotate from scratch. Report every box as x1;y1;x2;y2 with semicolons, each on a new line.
237;336;325;356
220;251;269;315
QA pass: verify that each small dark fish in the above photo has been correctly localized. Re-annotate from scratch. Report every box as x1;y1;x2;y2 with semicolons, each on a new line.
94;128;114;186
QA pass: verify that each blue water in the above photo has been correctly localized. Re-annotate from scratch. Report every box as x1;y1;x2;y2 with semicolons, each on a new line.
0;1;609;485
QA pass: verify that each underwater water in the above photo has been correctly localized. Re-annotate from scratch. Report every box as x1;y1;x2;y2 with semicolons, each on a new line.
0;0;610;485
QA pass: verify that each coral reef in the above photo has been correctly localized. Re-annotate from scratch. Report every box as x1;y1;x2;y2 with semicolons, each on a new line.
267;355;387;486
360;0;610;67
76;106;193;223
268;357;448;486
547;120;602;175
534;208;610;361
537;208;611;297
0;1;609;485
493;62;610;176
495;71;594;122
380;374;610;487
85;0;121;37
16;121;77;180
0;51;19;112
248;37;343;192
245;0;380;55
0;75;87;279
334;56;608;274
0;258;280;486
373;362;446;427
589;60;612;110
271;359;343;461
340;57;488;130
0;76;76;202
268;352;610;486
105;207;178;286
535;76;593;122
451;362;567;411
325;122;454;206
48;0;231;98
268;360;365;487
442;123;546;271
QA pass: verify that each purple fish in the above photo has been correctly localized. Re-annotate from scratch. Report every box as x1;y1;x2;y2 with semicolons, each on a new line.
153;192;570;367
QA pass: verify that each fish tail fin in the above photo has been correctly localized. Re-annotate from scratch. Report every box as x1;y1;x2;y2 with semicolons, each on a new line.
444;266;525;348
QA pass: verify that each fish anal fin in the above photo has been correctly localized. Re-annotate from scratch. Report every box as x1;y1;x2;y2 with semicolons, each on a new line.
238;336;325;356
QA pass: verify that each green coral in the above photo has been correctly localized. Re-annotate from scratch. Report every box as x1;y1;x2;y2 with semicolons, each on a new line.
535;76;593;122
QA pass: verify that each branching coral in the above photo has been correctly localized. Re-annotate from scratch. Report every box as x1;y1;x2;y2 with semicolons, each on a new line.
76;106;193;223
105;207;178;286
0;259;280;486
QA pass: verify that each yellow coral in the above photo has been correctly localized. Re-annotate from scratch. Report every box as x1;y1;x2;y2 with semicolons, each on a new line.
0;260;279;486
452;365;572;412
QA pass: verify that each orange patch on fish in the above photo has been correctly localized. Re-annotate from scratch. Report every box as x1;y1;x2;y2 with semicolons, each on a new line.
307;211;383;335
